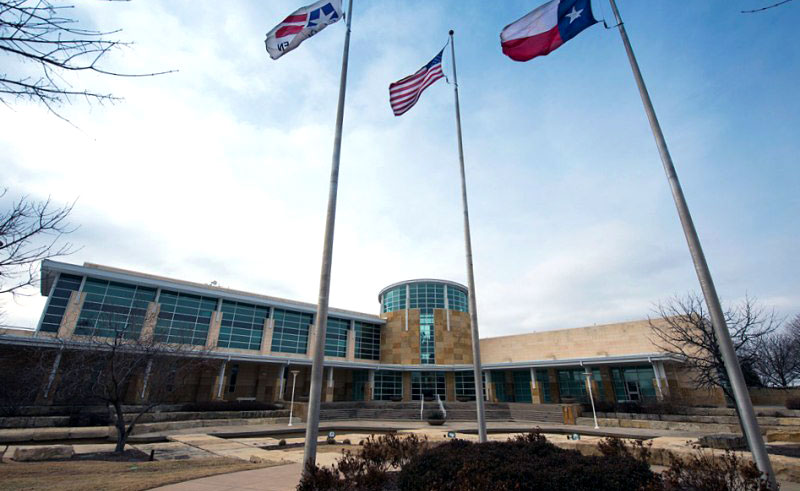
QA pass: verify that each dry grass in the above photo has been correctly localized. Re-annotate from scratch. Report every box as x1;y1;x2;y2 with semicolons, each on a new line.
0;457;281;491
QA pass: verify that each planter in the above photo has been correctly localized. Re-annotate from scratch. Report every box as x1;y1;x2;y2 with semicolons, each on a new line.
427;419;446;426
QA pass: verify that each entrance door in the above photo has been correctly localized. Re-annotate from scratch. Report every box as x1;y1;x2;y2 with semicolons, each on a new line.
352;370;368;401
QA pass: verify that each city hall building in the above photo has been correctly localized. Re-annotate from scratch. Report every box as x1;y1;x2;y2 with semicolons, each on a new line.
0;260;724;408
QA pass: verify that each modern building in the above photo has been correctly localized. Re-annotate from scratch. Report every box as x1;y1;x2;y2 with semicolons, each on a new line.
0;260;729;407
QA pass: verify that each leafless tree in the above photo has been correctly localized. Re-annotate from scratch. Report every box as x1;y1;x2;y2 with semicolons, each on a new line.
56;313;212;452
741;0;795;13
649;293;779;400
0;189;76;318
1;0;172;121
753;327;800;388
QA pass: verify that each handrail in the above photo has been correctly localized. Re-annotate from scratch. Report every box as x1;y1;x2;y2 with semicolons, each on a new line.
420;396;424;420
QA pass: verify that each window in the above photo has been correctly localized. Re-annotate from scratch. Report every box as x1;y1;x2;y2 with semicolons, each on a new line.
447;286;469;313
218;300;268;351
419;315;435;364
374;371;402;400
513;370;532;403
39;274;82;333
381;285;406;313
491;371;508;402
355;321;380;360
352;369;369;401
455;371;476;400
557;369;604;403
409;282;445;312
155;290;216;346
611;366;657;402
411;371;445;400
75;278;156;338
228;364;239;393
325;317;349;357
271;308;313;354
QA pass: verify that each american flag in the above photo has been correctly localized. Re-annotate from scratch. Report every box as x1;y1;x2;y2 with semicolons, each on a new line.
389;50;445;117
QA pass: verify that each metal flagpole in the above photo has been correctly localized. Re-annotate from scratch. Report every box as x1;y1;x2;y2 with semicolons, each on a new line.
449;29;488;443
607;0;776;485
302;0;354;471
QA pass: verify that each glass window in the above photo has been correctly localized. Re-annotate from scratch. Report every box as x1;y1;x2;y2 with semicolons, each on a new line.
491;371;509;402
446;286;469;313
355;321;380;360
40;274;83;333
380;285;406;313
271;308;313;354
411;371;445;401
612;366;657;402
325;317;349;357
374;370;402;400
154;290;216;346
557;368;604;403
75;278;156;339
419;314;435;365
455;371;476;400
218;300;269;351
513;370;532;403
228;364;239;393
352;369;369;401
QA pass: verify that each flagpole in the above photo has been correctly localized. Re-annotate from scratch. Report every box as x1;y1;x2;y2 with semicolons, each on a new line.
607;0;775;485
303;0;354;471
449;29;488;444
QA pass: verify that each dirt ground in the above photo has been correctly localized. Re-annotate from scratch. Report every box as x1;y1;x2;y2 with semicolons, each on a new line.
0;457;282;491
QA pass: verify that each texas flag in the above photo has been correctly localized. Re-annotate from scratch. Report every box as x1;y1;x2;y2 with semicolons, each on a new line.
265;0;343;60
501;0;597;62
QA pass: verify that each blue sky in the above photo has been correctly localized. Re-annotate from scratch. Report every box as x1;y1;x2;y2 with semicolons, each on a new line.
1;0;798;336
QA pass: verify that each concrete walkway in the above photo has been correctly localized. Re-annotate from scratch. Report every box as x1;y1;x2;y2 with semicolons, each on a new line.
153;462;303;491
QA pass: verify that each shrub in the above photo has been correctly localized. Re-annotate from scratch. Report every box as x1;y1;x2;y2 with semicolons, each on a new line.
786;397;800;410
278;439;286;447
179;401;279;412
659;448;774;491
297;433;428;490
397;432;656;491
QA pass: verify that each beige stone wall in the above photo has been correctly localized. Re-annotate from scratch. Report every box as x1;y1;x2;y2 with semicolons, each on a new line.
480;319;664;363
433;310;473;365
380;310;420;365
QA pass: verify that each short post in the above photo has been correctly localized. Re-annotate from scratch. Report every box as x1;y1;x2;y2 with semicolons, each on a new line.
584;368;599;429
288;369;300;427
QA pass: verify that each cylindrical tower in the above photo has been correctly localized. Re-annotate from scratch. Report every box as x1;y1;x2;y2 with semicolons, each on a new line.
377;279;473;366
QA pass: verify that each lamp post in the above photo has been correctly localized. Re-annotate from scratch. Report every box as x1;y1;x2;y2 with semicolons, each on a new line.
288;369;300;427
584;369;599;430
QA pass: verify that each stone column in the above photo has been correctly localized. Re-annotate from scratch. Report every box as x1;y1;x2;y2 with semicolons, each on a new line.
368;369;375;401
57;291;85;338
547;368;561;403
530;367;541;404
324;367;335;402
37;349;64;405
260;318;274;355
205;302;223;349
652;361;669;400
305;323;317;358
402;372;412;402
213;360;227;401
140;302;160;341
273;365;286;401
346;322;356;361
445;372;456;402
599;366;616;402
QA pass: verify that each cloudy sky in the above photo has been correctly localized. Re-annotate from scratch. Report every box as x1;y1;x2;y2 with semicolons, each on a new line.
1;0;798;337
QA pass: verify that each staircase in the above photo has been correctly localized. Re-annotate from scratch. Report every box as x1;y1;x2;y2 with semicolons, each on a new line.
319;401;564;422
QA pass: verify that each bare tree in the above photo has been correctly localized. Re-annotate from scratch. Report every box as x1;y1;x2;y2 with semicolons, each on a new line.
0;189;75;317
1;0;171;121
753;328;800;388
56;313;211;453
741;0;795;13
649;293;778;401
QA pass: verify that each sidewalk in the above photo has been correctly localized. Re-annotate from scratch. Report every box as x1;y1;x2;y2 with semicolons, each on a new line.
152;462;303;491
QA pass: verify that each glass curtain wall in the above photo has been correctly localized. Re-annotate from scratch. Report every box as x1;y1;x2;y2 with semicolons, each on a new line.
39;274;83;333
218;300;268;351
411;371;445;400
76;278;157;338
374;370;402;400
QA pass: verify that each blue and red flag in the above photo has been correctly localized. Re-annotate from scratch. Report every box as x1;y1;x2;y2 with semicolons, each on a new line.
501;0;597;62
265;0;343;60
